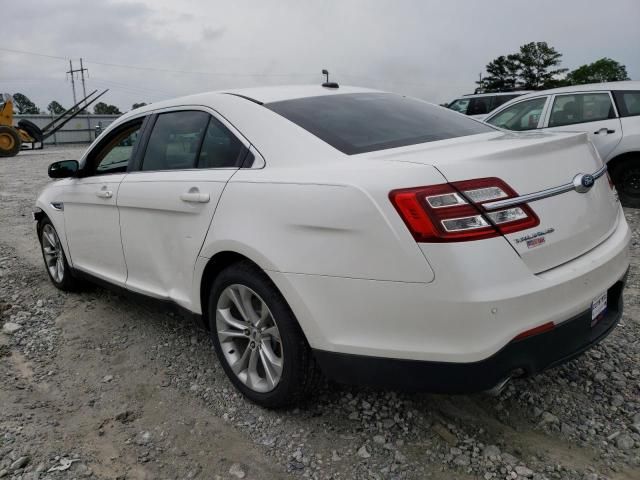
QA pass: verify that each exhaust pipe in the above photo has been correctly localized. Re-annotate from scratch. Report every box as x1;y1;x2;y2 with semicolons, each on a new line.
484;376;512;397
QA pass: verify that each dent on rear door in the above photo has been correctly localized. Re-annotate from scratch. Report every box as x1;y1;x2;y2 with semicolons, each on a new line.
201;175;436;283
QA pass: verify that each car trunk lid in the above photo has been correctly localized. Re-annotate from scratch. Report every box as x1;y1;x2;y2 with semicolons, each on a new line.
373;131;620;273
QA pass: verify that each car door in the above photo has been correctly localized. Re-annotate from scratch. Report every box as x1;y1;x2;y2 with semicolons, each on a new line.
62;117;145;285
117;108;249;305
544;91;623;160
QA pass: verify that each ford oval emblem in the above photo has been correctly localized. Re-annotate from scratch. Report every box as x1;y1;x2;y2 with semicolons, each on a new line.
573;173;595;193
581;174;595;188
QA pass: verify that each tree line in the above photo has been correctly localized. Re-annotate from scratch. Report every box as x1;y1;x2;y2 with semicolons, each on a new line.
8;94;148;115
476;41;630;93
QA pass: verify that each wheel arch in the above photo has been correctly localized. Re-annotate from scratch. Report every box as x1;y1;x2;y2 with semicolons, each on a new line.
34;196;74;268
607;150;640;174
199;251;266;330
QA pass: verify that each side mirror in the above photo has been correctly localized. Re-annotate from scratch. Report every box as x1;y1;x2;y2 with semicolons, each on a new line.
48;160;79;179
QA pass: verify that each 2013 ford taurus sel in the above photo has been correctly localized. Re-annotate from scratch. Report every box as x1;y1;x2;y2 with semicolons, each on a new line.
34;85;630;407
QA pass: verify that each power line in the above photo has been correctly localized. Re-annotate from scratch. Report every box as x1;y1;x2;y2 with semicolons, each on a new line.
0;46;316;78
90;78;176;97
83;59;316;78
0;47;67;61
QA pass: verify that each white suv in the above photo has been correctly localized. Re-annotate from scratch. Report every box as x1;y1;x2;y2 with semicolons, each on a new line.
484;81;640;206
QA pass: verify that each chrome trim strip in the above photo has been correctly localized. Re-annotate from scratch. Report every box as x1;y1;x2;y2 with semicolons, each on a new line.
483;164;608;211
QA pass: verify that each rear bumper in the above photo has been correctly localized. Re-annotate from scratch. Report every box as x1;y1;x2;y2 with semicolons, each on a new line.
313;274;626;393
269;210;630;363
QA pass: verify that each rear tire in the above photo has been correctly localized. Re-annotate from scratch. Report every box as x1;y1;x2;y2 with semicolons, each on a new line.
610;158;640;208
207;261;318;408
17;119;44;142
38;218;79;291
0;126;21;157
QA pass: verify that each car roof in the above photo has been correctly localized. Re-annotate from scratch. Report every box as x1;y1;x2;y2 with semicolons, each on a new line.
451;91;531;101
223;84;382;103
116;84;384;123
511;80;640;99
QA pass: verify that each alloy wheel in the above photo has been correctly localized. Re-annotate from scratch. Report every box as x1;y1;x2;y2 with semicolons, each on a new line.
41;224;65;283
216;284;283;393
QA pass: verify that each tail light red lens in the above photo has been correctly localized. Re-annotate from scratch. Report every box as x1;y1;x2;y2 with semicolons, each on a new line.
389;177;539;242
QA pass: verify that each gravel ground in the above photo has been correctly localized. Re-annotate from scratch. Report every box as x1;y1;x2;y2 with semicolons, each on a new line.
1;146;639;480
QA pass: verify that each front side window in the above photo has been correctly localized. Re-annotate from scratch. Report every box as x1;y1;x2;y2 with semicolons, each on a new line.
548;93;615;127
90;121;142;175
486;97;547;131
613;91;640;117
267;93;494;155
141;111;209;171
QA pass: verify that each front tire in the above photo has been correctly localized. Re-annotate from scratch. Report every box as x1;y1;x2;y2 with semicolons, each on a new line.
610;158;640;208
208;261;317;408
0;126;21;157
38;218;79;291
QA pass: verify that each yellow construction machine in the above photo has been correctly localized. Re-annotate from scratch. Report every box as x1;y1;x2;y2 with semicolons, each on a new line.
0;90;108;157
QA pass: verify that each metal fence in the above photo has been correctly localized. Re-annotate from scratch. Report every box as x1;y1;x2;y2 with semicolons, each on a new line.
14;114;121;145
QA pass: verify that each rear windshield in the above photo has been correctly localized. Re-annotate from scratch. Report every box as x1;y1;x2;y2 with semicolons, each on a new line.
266;92;495;155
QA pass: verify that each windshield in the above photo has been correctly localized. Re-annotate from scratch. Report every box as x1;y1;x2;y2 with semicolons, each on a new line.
266;93;494;155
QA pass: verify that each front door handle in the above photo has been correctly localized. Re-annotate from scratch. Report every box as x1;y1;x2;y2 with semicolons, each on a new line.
180;188;210;203
594;128;615;135
95;190;113;199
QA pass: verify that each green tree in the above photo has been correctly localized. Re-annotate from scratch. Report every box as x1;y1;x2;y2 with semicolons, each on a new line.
566;58;630;85
477;54;520;92
47;100;65;115
516;42;567;89
13;93;40;114
131;102;148;110
477;42;567;92
94;102;122;115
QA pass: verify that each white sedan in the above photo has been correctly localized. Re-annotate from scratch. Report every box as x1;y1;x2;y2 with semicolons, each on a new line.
35;85;630;407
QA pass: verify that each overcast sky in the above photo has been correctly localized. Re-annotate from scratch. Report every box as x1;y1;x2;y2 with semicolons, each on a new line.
3;0;639;112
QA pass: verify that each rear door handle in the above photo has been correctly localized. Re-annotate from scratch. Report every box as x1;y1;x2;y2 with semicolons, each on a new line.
594;128;615;135
180;188;210;203
95;190;113;199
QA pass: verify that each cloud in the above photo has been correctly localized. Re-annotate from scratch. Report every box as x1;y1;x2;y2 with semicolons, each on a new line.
1;0;638;112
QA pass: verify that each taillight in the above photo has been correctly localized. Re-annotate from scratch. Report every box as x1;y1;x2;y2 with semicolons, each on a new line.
389;177;539;242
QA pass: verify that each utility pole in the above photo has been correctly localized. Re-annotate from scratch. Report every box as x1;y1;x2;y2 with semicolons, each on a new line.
67;59;91;141
79;58;88;99
67;59;89;105
67;60;77;105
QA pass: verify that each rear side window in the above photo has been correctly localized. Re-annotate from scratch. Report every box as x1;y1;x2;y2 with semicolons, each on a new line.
266;93;494;155
467;97;492;115
613;91;640;117
548;93;615;127
487;97;547;131
197;117;246;169
141;111;209;171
